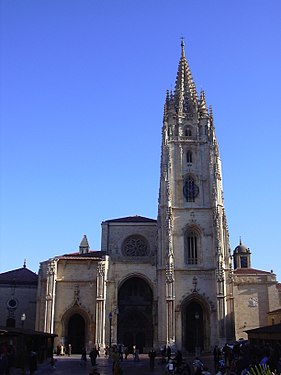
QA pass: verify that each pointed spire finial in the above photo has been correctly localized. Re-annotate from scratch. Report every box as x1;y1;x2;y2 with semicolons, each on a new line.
79;234;90;254
181;36;185;57
23;259;26;268
199;89;208;118
239;236;242;245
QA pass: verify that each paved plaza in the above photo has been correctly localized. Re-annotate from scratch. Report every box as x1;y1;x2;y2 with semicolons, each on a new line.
36;354;165;375
32;353;215;375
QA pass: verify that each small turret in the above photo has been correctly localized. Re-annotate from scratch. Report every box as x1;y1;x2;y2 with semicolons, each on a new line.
199;90;209;119
79;235;90;254
233;238;251;269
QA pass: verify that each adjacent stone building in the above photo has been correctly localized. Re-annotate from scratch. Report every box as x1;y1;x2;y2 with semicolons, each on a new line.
232;240;280;339
34;41;280;354
0;262;38;330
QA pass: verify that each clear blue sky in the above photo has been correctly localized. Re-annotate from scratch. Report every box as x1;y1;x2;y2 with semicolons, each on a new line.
1;0;280;279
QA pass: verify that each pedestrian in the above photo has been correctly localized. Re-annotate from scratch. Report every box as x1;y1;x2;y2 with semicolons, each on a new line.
89;346;99;366
148;348;157;370
111;346;119;373
193;358;203;375
81;347;87;366
166;345;171;361
166;359;174;374
213;345;221;371
28;351;37;375
174;350;183;368
124;347;129;359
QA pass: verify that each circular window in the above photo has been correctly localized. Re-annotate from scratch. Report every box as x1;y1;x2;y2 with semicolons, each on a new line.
122;236;149;256
7;298;17;309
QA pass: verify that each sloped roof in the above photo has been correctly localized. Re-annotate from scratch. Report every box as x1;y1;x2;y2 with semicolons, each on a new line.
59;250;105;259
268;308;281;314
103;215;156;223
234;268;274;275
245;323;281;334
0;267;38;285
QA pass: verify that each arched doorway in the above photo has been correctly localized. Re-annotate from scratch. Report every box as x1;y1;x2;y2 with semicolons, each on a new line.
117;277;153;353
68;313;85;354
183;300;204;353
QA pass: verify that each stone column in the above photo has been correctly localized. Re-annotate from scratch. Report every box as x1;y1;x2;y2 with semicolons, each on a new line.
44;259;57;333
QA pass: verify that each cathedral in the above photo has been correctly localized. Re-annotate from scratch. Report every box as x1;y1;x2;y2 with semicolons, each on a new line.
34;41;281;354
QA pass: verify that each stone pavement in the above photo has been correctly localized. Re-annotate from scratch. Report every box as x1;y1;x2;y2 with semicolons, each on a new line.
34;353;215;375
36;354;163;375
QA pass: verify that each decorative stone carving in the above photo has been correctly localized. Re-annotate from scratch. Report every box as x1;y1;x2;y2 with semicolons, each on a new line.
249;297;258;307
166;262;174;283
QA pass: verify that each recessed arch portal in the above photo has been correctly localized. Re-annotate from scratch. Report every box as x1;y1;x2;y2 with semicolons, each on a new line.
117;277;153;353
182;299;210;353
67;313;85;354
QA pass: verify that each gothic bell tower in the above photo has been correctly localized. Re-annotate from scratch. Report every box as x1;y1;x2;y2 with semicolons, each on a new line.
157;40;234;351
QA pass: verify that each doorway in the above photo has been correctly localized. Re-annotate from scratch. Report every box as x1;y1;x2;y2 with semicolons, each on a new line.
183;301;204;353
67;313;85;354
117;277;153;353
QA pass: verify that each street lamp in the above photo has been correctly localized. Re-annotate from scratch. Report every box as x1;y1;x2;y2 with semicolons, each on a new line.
109;312;112;348
21;313;26;329
195;311;199;356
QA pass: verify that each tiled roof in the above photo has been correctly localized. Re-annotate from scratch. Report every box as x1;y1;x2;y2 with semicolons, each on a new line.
59;250;105;259
0;267;38;285
103;215;156;223
234;268;273;275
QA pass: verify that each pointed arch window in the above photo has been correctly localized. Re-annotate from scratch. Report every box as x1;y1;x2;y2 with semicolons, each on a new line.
186;150;192;163
185;127;192;137
183;175;199;202
185;229;199;265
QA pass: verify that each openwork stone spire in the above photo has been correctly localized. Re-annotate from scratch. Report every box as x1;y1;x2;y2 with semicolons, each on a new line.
173;39;198;117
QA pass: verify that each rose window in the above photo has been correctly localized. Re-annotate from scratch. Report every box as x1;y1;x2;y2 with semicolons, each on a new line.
122;236;149;256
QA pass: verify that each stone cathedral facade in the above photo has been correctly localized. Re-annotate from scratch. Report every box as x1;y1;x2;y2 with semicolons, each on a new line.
35;42;280;354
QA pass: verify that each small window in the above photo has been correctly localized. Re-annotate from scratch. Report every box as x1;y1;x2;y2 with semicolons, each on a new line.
240;256;248;268
185;127;192;137
186;150;192;163
186;230;198;264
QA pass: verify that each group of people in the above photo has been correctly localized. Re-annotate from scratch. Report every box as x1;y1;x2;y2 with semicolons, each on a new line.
148;345;192;374
56;343;72;356
213;341;281;374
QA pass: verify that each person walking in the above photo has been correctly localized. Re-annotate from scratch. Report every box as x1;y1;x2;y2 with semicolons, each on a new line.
148;348;157;370
81;347;87;366
89;346;99;366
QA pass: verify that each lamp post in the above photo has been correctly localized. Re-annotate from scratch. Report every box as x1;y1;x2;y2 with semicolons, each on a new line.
21;313;26;329
109;312;112;348
195;311;199;356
